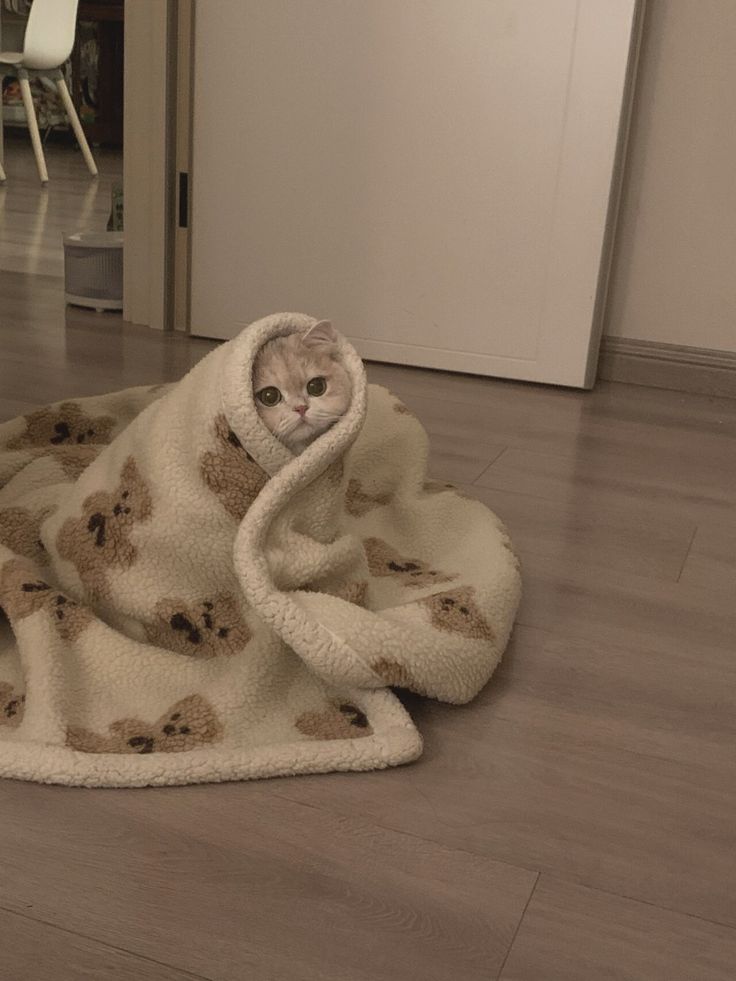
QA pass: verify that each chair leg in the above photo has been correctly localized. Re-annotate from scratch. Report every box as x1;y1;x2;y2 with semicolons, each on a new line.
54;75;98;177
0;71;5;180
18;74;49;183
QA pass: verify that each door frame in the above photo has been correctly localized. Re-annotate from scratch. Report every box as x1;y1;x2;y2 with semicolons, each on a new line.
584;0;646;386
172;0;194;332
123;0;179;331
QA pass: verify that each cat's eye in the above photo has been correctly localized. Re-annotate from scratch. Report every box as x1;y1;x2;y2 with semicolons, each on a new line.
306;376;327;397
257;386;282;407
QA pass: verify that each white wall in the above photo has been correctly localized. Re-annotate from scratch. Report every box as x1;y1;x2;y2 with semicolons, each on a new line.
605;0;736;353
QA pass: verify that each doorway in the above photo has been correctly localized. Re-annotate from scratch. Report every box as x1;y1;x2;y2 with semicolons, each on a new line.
0;0;123;282
0;0;176;334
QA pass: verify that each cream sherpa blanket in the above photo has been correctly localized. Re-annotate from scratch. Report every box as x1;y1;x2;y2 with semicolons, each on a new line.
0;313;521;787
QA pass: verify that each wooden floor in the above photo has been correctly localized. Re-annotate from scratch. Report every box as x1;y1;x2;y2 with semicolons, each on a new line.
2;145;736;980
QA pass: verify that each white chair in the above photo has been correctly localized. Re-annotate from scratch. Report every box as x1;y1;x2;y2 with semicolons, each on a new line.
0;0;97;183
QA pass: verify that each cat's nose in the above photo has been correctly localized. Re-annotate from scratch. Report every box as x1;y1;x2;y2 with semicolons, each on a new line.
294;404;308;416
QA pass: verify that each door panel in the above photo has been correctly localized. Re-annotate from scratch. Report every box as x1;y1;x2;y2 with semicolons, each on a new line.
190;0;640;387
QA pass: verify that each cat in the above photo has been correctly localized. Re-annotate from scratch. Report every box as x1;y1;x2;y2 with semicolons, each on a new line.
252;321;352;453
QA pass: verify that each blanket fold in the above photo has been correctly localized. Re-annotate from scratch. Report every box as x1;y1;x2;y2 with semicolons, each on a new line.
0;313;521;786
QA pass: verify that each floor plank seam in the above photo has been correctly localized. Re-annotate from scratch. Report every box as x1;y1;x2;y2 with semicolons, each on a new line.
268;779;736;935
471;446;510;483
0;902;216;981
495;872;540;980
486;703;733;771
459;475;710;542
676;525;699;582
538;872;736;935
512;609;732;663
498;540;685;588
467;458;506;483
265;786;542;877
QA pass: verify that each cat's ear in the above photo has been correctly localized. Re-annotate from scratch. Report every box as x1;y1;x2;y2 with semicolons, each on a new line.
302;320;336;349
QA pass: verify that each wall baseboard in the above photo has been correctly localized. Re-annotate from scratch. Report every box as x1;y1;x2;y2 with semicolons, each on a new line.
598;337;736;399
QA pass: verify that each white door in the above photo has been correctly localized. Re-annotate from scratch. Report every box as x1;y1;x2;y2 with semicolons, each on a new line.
190;0;641;387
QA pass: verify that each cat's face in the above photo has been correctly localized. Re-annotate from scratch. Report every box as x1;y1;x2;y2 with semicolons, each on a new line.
252;321;352;453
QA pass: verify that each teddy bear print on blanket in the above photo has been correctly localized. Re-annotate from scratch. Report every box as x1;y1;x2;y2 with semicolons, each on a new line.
0;313;521;787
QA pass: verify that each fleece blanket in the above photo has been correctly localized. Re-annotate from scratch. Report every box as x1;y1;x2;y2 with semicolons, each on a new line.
0;313;521;787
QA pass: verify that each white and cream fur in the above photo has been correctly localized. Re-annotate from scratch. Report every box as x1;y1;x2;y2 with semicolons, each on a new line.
252;321;352;453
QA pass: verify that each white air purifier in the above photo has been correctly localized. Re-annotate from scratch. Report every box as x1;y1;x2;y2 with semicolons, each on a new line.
64;232;124;311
